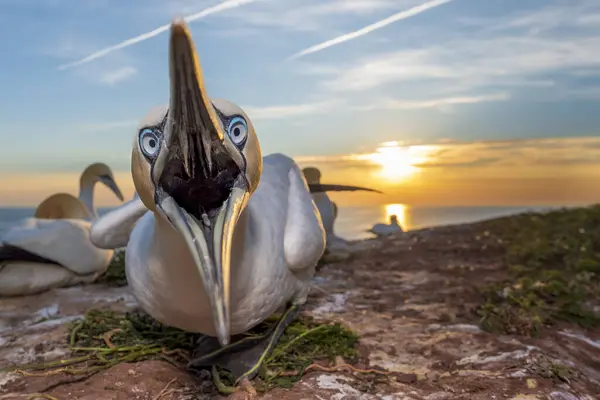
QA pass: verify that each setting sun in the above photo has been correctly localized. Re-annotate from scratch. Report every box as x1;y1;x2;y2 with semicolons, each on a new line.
359;142;435;183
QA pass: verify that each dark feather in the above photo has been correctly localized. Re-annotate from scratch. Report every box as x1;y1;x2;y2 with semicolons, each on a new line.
308;183;383;194
0;244;63;267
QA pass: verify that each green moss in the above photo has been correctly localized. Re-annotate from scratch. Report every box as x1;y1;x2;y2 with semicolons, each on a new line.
256;318;358;391
68;309;198;351
96;250;127;287
530;354;578;384
478;205;600;336
6;309;359;394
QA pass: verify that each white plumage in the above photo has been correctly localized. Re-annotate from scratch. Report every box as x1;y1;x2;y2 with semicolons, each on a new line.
0;163;123;296
0;218;115;296
93;153;326;336
369;215;404;237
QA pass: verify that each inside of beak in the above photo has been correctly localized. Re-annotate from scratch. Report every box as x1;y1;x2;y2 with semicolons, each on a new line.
158;187;248;346
153;19;249;346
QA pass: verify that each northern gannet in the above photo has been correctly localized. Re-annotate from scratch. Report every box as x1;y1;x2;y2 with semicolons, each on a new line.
38;162;124;220
369;215;404;237
0;163;124;296
90;19;371;384
302;166;379;250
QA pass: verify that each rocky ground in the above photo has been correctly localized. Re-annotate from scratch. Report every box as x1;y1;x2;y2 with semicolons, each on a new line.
1;215;600;399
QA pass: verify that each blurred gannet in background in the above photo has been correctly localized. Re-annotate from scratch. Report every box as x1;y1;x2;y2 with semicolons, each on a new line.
90;20;373;385
369;215;404;237
0;163;124;297
38;162;124;220
302;166;380;250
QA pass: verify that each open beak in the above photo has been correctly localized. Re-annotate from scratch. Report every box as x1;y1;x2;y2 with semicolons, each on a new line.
99;176;125;201
153;19;247;347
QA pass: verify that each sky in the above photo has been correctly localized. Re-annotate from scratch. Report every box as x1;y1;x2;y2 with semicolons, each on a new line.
0;0;599;207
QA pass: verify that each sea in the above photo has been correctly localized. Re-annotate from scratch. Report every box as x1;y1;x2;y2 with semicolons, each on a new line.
0;204;556;241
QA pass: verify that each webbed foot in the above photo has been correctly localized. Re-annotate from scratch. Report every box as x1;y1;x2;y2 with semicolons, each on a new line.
187;304;300;386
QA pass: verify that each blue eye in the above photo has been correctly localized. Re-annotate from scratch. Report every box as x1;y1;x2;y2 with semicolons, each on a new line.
139;129;160;158
227;117;248;147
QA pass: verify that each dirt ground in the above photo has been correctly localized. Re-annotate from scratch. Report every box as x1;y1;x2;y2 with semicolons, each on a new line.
2;221;600;399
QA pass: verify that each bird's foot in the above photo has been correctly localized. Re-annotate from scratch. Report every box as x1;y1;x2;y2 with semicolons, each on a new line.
188;304;301;391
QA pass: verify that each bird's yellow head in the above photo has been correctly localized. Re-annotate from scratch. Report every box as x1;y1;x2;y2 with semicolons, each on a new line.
130;19;262;347
81;162;124;202
302;167;321;184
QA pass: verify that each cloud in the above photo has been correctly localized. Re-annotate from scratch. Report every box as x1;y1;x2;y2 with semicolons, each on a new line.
243;100;342;120
355;92;510;111
57;0;260;70
295;0;398;16
433;137;600;169
558;86;600;100
460;0;599;34
243;93;507;120
42;36;139;86
293;0;600;109
288;0;454;59
323;34;600;93
414;158;500;168
99;66;138;86
294;136;600;173
211;0;401;33
295;154;373;171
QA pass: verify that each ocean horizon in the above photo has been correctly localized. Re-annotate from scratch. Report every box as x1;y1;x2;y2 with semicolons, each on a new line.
0;204;559;241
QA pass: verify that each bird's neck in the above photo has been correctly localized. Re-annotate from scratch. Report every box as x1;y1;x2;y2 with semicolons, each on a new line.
78;178;97;218
311;191;330;202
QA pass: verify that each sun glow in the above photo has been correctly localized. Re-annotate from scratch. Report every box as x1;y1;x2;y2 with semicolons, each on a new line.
361;142;434;183
385;203;408;229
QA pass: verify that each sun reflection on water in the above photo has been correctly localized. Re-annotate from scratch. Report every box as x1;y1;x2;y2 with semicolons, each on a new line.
384;203;409;230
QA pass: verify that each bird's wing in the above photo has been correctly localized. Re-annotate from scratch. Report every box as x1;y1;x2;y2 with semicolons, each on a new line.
1;218;111;275
90;197;149;249
0;244;62;266
34;193;93;220
283;161;327;275
332;201;338;219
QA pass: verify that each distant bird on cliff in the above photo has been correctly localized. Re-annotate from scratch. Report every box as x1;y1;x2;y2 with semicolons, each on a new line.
303;166;380;250
0;163;124;296
369;215;404;237
36;163;124;220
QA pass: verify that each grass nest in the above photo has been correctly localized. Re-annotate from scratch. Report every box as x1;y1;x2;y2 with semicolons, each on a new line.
96;250;127;287
477;204;600;336
3;309;360;394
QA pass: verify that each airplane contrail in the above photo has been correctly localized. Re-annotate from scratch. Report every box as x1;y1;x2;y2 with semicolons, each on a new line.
288;0;454;60
58;0;259;70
